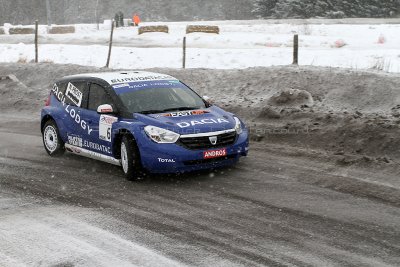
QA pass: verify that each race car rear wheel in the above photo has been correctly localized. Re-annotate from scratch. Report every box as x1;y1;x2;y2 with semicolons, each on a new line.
120;135;142;181
42;120;65;156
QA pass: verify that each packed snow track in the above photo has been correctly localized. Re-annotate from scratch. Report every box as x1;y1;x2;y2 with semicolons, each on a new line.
0;117;399;267
1;63;400;266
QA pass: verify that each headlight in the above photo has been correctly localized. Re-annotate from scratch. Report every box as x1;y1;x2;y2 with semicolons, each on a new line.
234;117;243;134
144;126;180;143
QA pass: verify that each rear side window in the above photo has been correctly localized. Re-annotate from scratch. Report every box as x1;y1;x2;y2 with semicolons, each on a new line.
88;83;113;111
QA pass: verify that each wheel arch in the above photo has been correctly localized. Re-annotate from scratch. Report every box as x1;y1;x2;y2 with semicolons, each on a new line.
113;128;137;160
41;114;55;133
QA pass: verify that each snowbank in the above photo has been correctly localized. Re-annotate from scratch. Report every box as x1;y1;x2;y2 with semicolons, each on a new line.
1;62;400;161
0;21;399;72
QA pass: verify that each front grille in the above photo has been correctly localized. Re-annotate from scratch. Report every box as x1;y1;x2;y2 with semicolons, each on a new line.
178;131;237;150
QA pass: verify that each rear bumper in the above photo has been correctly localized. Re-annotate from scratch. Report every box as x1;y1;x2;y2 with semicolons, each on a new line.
138;129;249;173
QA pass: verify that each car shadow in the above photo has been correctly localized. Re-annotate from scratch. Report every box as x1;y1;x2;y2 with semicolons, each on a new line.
62;152;238;184
140;168;227;184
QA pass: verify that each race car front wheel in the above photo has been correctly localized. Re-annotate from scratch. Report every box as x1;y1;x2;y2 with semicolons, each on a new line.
120;135;143;181
42;120;65;156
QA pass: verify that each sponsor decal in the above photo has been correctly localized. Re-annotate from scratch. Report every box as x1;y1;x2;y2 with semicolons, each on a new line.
164;110;209;117
65;82;83;107
65;105;93;135
150;82;177;87
111;75;173;85
52;84;92;136
83;140;112;154
158;158;176;163
113;83;130;89
203;148;227;159
177;118;230;128
68;135;83;147
67;136;112;155
99;115;118;142
112;81;183;94
112;80;188;95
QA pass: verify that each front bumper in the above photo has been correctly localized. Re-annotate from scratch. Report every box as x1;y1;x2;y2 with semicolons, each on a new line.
137;129;249;173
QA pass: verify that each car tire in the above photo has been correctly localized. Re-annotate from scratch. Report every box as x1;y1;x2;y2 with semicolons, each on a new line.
42;120;65;156
120;135;143;181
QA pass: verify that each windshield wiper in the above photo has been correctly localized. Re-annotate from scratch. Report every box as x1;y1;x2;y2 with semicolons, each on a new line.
137;107;201;115
137;110;166;115
162;106;200;112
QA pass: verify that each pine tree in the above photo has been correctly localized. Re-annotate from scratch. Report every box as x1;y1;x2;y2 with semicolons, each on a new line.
254;0;400;18
253;0;279;18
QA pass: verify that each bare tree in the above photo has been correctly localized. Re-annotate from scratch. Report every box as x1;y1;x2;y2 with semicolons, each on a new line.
45;0;51;25
95;0;100;29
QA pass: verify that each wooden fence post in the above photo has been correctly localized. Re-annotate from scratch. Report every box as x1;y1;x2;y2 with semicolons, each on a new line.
293;34;299;65
35;20;38;63
182;36;186;69
106;20;115;68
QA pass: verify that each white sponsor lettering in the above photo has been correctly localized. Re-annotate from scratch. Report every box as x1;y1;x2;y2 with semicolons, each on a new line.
204;148;227;159
83;140;112;154
177;118;230;128
65;105;93;135
170;111;192;117
52;83;93;136
52;83;66;104
177;122;190;128
166;110;208;117
158;158;176;163
113;83;129;89
110;75;172;84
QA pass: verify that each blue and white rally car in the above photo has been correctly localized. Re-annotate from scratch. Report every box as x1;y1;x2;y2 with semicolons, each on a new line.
41;72;249;180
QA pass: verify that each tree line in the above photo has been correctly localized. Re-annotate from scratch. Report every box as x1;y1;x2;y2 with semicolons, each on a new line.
0;0;398;25
254;0;400;19
0;0;254;25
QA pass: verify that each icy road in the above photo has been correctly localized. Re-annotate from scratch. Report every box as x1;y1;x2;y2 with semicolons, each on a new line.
0;117;399;267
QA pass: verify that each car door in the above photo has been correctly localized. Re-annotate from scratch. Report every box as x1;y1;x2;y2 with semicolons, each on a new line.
62;80;90;148
79;82;118;157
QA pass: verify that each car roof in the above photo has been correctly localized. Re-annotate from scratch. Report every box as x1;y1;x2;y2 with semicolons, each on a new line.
63;71;178;86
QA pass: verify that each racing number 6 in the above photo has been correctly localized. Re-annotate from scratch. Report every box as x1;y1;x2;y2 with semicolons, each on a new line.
107;127;111;140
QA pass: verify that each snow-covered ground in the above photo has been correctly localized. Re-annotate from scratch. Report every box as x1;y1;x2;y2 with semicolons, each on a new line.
0;20;399;72
0;188;184;267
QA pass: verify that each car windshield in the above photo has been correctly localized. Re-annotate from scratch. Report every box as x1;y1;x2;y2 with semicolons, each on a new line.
114;81;207;114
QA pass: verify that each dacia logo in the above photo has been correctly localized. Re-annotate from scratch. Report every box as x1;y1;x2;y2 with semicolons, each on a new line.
177;118;229;128
209;136;218;145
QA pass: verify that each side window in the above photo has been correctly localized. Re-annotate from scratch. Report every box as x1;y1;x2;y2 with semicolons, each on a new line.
88;83;113;111
64;81;86;108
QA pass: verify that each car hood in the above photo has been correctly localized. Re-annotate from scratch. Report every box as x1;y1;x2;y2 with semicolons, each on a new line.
133;106;236;135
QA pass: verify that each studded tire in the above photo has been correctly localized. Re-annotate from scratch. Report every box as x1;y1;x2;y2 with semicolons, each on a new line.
120;135;143;181
42;120;65;156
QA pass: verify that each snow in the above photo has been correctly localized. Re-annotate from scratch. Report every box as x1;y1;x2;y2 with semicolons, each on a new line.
0;20;399;72
0;192;185;267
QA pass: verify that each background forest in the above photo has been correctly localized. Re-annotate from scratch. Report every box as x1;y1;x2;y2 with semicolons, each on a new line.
0;0;398;25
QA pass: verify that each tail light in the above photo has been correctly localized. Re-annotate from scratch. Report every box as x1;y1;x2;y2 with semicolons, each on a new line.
45;94;51;106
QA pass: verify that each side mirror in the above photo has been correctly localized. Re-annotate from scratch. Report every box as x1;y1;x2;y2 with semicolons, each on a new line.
97;104;114;114
203;95;213;105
